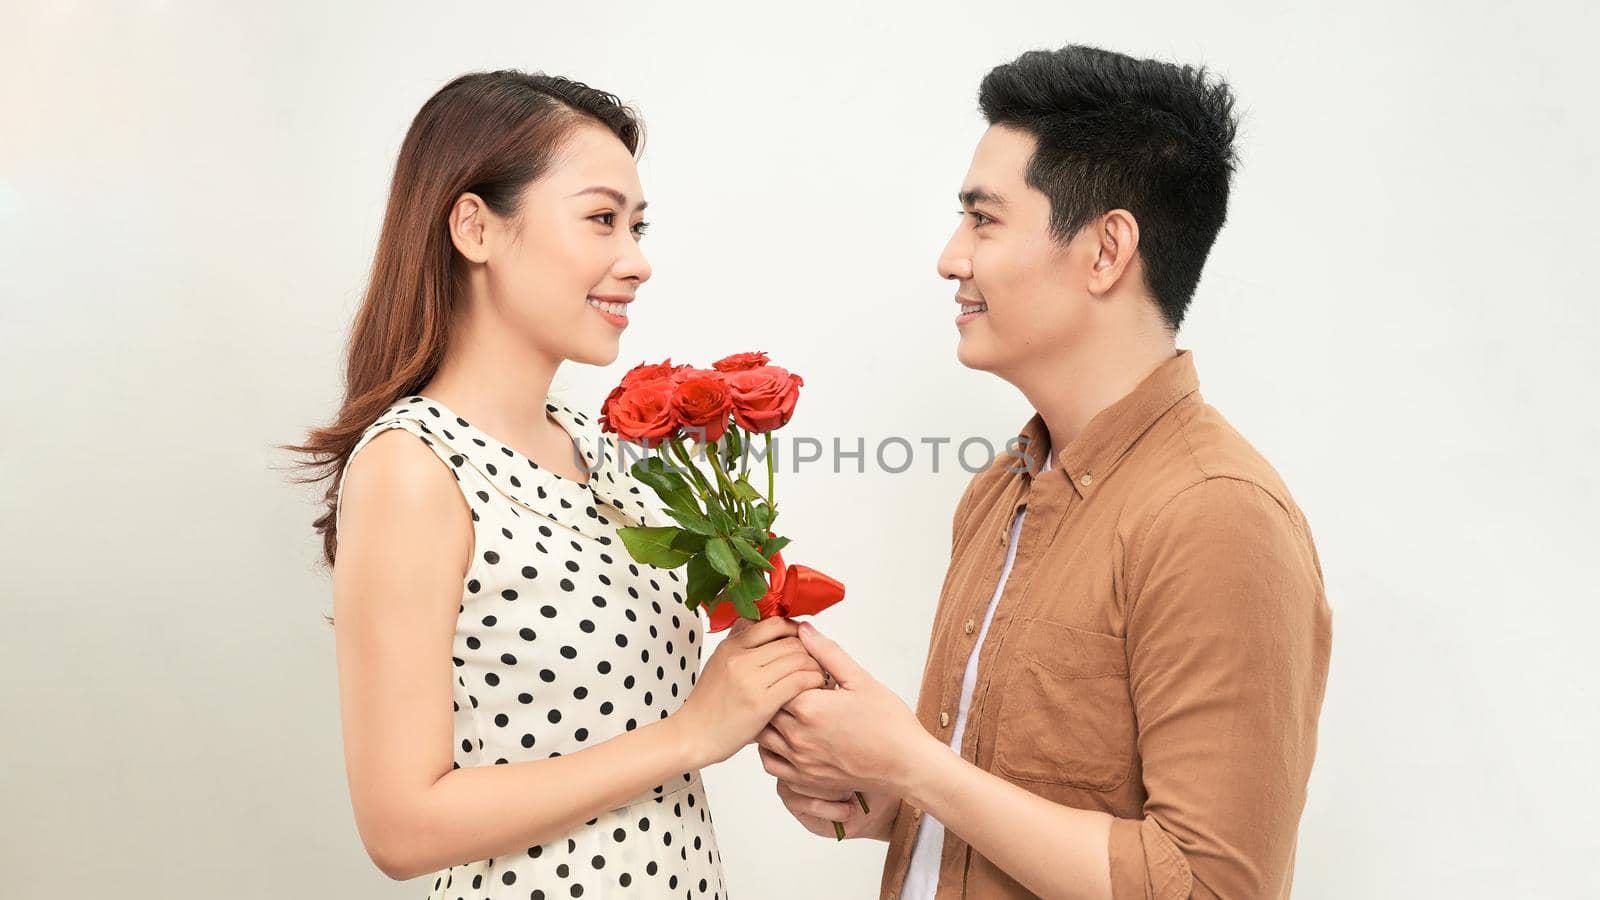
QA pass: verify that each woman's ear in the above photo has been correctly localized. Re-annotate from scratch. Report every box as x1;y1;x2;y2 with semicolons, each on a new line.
448;192;492;264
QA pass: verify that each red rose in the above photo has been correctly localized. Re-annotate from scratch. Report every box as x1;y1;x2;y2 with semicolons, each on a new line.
599;382;627;431
604;360;694;434
600;379;681;447
620;359;681;387
671;369;734;444
726;365;803;434
712;351;770;373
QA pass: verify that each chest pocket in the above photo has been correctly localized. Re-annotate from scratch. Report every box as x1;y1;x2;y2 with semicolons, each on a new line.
991;617;1135;792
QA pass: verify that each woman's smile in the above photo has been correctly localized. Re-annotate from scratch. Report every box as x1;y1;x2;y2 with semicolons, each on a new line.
587;294;632;328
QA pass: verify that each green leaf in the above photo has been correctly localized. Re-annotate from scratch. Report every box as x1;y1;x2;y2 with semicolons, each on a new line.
732;477;763;503
721;428;743;468
732;593;761;621
685;551;728;605
664;504;716;536
705;537;741;579
631;457;693;497
670;530;708;554
751;503;773;533
734;526;767;543
658;486;704;519
760;534;792;559
704;493;726;519
732;536;775;572
725;562;769;618
617;526;695;568
708;504;736;535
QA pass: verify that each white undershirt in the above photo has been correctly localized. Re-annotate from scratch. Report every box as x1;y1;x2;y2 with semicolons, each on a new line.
901;453;1051;898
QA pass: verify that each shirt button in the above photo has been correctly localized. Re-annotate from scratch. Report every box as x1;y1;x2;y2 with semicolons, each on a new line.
939;711;950;727
963;618;975;634
1080;473;1094;487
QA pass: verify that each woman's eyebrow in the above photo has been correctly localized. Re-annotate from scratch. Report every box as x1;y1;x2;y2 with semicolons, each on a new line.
568;185;648;211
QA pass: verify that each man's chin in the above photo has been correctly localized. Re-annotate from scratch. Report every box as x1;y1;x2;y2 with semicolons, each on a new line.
955;334;999;373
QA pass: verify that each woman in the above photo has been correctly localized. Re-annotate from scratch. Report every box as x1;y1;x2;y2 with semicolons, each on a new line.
289;70;824;898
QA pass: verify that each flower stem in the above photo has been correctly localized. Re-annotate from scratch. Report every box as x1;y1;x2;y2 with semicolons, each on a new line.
766;432;777;525
705;438;738;514
669;439;715;500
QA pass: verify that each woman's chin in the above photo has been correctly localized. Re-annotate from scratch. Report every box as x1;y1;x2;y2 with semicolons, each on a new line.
571;337;623;367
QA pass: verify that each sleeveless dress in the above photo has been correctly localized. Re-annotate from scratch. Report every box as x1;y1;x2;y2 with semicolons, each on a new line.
335;393;728;900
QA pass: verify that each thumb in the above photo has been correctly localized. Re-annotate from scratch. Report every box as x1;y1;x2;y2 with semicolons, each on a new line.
797;622;867;689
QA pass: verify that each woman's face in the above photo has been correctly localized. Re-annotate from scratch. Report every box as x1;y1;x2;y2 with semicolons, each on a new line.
472;123;652;367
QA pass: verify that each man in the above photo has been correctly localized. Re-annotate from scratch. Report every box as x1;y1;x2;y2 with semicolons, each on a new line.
756;45;1332;899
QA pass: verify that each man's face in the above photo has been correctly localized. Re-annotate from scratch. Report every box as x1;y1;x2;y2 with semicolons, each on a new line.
938;125;1097;380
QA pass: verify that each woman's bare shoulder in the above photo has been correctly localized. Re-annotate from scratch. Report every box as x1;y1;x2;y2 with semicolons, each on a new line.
336;425;473;578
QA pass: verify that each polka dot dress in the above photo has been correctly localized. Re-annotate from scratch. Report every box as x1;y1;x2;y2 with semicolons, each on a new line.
337;394;728;899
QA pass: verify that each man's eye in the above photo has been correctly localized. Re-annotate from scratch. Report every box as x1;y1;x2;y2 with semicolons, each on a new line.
958;210;991;227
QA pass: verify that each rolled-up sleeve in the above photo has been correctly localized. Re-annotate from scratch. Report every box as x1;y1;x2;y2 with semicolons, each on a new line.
1112;476;1332;899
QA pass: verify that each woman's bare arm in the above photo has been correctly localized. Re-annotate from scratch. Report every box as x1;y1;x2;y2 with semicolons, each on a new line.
332;429;711;880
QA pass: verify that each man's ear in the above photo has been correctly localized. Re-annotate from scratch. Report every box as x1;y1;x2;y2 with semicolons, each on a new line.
448;192;492;264
1086;208;1140;295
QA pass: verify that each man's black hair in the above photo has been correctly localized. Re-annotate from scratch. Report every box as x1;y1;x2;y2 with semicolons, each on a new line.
979;44;1241;332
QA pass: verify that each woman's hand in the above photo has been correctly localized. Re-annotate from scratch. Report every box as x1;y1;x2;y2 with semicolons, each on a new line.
675;615;826;767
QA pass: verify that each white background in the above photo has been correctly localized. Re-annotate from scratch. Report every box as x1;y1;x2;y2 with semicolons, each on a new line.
3;1;1596;897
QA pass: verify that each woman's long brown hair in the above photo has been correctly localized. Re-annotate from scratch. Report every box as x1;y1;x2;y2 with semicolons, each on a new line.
281;70;643;571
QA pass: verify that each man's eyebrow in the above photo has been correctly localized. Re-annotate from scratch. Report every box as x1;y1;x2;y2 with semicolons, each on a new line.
568;185;649;211
958;187;1006;208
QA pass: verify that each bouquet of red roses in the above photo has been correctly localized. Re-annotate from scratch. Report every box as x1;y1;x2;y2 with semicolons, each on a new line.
600;351;862;836
598;351;846;632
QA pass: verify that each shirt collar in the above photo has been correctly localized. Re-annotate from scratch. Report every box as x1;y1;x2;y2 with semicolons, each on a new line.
395;394;665;538
1009;348;1201;497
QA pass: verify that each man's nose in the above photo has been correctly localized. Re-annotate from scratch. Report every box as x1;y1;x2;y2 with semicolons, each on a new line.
937;231;972;281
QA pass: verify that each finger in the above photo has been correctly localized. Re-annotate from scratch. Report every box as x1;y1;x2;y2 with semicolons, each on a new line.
758;745;802;781
736;615;801;649
796;622;868;688
767;668;827;707
765;659;828;695
756;646;824;682
777;801;840;839
779;778;852;803
749;635;808;668
796;812;849;838
755;724;795;760
770;708;803;739
752;644;817;683
776;779;855;821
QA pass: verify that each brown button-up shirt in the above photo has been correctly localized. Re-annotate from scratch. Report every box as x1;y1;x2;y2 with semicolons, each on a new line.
880;349;1332;899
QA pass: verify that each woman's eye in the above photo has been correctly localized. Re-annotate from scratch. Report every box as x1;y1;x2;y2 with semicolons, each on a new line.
593;212;616;226
631;220;651;237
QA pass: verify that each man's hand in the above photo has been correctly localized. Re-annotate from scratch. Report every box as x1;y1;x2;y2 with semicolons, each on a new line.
756;622;941;797
770;779;899;841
